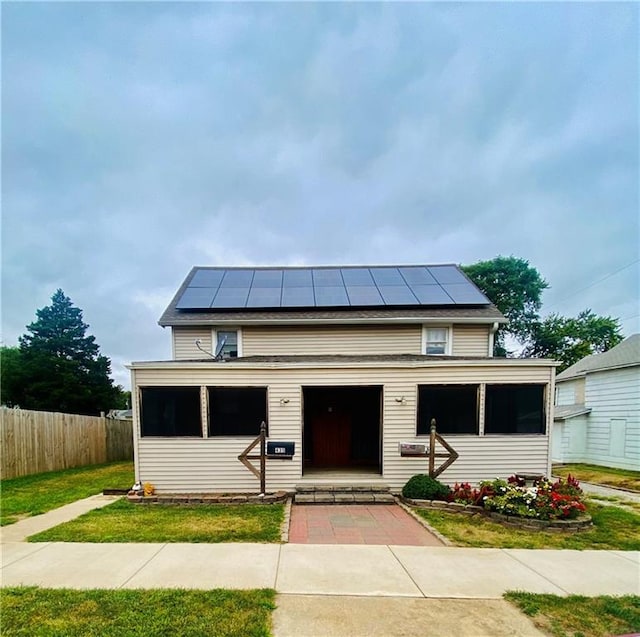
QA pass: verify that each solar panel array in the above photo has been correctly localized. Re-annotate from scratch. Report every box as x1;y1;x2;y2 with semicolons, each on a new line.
175;266;489;310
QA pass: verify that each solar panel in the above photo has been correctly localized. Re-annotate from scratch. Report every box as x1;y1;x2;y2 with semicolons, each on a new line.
176;287;217;309
314;286;350;306
341;268;374;286
410;285;454;304
283;269;313;287
211;287;250;308
346;286;383;305
427;265;467;285
399;267;437;285
312;269;343;286
371;268;405;286
220;270;254;287
378;285;419;305
247;287;282;307
174;266;490;310
252;269;283;288
442;284;489;304
190;270;225;287
282;287;315;306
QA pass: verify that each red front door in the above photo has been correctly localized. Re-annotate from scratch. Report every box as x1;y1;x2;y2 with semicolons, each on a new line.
311;409;351;467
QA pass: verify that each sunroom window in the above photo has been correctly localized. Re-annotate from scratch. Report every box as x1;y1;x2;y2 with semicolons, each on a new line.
140;387;202;437
485;384;545;434
417;385;479;435
208;387;268;436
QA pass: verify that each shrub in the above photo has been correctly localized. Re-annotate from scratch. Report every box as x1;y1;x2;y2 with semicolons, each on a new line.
402;474;451;501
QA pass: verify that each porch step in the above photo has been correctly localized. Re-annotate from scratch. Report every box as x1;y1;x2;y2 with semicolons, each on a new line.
294;484;395;505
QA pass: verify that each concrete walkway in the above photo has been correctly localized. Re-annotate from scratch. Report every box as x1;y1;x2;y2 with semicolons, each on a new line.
2;541;638;597
578;481;640;503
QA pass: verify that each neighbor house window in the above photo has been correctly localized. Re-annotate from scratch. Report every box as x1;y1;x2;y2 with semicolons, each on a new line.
425;328;449;355
485;384;545;434
140;387;202;437
208;387;267;436
216;330;238;359
417;385;479;435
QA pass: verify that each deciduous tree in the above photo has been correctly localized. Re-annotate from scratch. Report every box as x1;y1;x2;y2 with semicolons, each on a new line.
462;256;548;355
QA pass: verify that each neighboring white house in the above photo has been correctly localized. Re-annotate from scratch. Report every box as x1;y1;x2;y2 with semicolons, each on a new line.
553;334;639;471
129;265;557;493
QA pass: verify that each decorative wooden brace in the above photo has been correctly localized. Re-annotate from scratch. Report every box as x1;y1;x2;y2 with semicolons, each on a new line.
428;418;459;478
237;421;267;494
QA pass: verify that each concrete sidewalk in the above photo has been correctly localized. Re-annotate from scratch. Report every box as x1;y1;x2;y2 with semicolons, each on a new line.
2;541;638;597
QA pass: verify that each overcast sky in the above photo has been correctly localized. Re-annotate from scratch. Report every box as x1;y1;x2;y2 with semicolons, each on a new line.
2;2;638;390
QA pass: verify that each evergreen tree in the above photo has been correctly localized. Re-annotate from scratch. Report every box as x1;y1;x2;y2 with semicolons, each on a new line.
16;290;124;415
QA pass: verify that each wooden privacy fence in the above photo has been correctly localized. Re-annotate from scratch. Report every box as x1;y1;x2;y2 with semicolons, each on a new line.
0;408;133;479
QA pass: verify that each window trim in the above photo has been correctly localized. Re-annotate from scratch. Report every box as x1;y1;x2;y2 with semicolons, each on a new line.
422;325;452;355
211;327;243;359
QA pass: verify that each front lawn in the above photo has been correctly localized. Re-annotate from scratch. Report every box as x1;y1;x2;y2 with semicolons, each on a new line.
416;503;640;550
1;587;275;637
506;592;640;637
0;461;134;526
553;463;640;492
28;499;284;543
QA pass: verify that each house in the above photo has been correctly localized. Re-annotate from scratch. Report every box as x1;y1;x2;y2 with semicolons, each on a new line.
129;265;557;493
553;334;639;471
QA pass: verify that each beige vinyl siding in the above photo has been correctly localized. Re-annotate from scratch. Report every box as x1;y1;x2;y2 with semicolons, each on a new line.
242;325;422;356
172;327;212;360
132;361;554;493
451;325;491;357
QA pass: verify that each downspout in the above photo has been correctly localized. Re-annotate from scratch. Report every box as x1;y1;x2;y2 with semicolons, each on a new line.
488;322;499;357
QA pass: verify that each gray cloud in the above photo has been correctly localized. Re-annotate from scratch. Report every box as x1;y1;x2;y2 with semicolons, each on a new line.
2;2;638;389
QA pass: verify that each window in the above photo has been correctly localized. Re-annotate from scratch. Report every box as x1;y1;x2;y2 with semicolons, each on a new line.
208;387;267;436
216;330;238;359
417;385;479;435
485;384;545;434
425;327;449;355
140;387;202;437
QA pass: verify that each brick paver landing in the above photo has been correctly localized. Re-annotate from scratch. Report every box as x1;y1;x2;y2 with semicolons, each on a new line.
289;504;444;546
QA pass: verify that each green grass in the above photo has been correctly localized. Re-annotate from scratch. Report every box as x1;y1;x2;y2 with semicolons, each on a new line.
0;461;134;526
554;463;640;492
28;499;284;543
416;503;640;550
1;587;275;637
505;592;640;637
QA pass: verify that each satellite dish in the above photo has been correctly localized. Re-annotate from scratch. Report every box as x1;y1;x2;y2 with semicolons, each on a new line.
214;335;228;360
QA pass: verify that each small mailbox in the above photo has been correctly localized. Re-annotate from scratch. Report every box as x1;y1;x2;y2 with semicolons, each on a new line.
399;442;427;457
267;441;295;458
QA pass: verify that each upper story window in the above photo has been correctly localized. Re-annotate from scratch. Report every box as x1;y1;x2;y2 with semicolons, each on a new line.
216;330;239;359
424;327;450;355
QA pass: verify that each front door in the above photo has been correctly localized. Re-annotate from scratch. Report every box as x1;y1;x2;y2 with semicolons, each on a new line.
303;386;382;472
311;409;351;467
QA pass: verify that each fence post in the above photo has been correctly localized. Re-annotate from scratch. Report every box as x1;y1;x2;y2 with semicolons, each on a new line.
429;418;437;477
260;421;266;494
